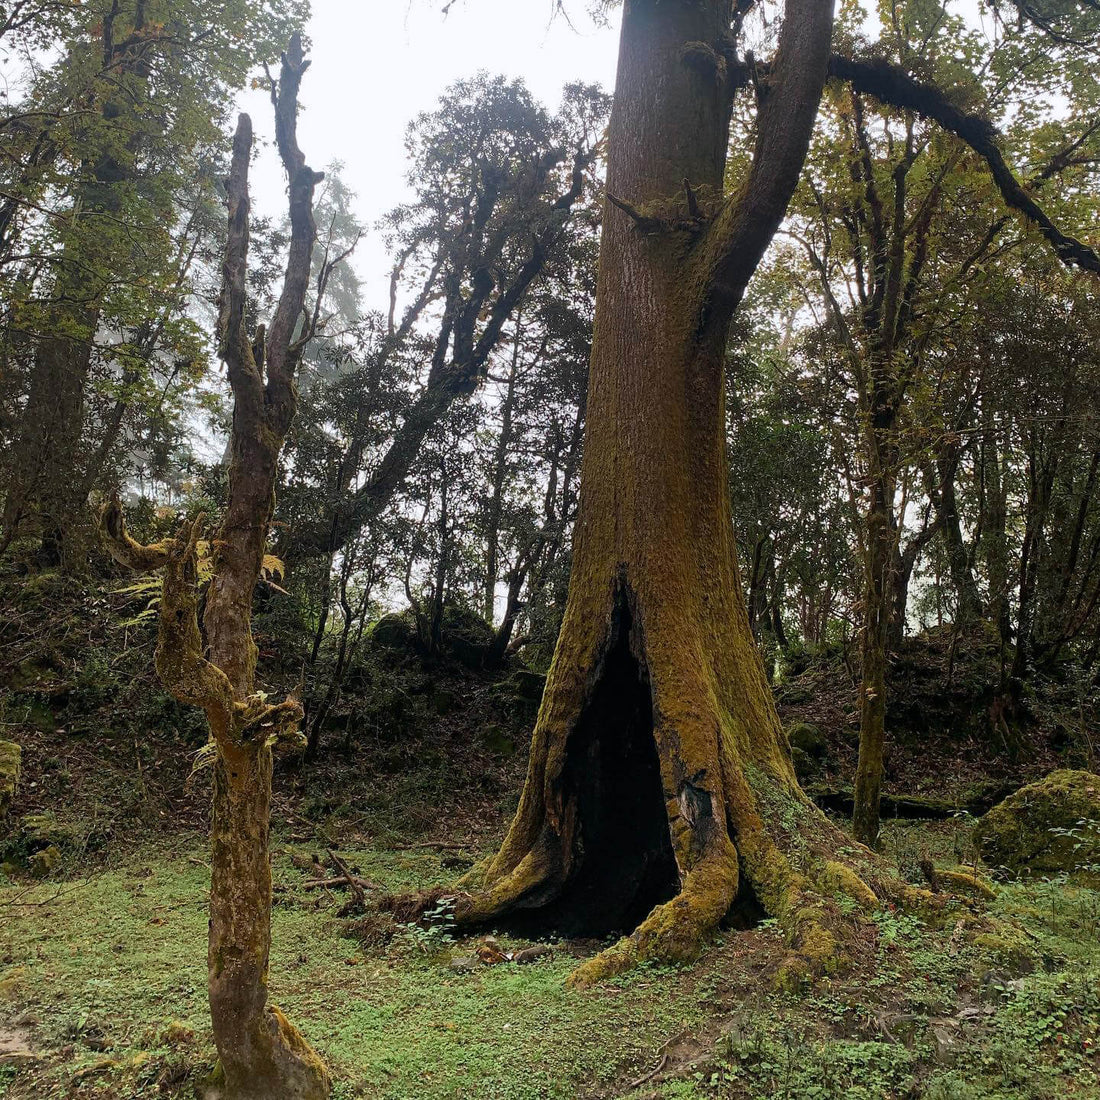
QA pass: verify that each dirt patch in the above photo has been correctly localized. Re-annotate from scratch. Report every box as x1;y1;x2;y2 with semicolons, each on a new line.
0;1024;36;1064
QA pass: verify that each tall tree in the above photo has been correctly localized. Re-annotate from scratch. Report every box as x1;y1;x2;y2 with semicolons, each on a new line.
447;0;1100;985
0;0;306;565
101;37;331;1099
452;0;859;988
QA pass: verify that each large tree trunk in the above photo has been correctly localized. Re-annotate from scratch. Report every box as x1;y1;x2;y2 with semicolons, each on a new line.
451;0;891;988
1;320;95;564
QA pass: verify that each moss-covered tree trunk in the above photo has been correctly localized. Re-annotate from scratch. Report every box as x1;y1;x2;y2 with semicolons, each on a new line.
853;464;893;847
103;37;330;1099
453;0;894;986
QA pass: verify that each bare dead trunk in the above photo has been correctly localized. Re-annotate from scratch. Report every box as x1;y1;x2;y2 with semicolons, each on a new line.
102;37;330;1099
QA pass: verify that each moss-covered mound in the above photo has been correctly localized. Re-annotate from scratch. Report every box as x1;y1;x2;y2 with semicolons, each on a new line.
975;769;1100;883
0;739;20;819
370;604;496;669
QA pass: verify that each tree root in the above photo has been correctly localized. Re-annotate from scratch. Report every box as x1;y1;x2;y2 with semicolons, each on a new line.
568;841;739;989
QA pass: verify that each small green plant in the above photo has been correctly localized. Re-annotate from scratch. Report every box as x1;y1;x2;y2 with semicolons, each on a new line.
402;896;456;955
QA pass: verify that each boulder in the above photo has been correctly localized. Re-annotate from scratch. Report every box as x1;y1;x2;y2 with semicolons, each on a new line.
0;741;20;819
29;845;61;878
974;769;1100;883
440;605;494;668
370;609;419;651
370;605;494;668
787;722;827;759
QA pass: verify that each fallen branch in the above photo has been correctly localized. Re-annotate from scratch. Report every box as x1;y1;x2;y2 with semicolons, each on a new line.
301;874;378;892
627;1052;670;1090
327;849;367;905
405;840;475;851
806;781;1018;820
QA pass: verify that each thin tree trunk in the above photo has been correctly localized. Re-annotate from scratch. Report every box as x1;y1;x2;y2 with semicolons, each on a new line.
102;40;330;1098
853;469;892;847
483;317;524;622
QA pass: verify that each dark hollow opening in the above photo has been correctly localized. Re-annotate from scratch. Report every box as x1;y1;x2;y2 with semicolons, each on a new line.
508;605;681;939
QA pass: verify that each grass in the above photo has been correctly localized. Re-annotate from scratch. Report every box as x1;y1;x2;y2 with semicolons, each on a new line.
1;817;1099;1099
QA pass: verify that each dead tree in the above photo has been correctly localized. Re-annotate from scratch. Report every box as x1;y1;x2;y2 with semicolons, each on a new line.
101;35;332;1100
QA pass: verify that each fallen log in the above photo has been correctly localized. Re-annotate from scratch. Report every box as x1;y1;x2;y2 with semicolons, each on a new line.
806;781;1020;820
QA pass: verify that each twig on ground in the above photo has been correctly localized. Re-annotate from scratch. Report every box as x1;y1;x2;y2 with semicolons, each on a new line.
627;1052;670;1090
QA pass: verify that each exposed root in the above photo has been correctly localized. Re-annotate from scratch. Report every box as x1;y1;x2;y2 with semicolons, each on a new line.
920;859;998;901
567;841;739;989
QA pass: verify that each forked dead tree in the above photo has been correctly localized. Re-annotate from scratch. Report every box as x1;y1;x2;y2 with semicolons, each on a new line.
446;0;1099;987
101;36;332;1100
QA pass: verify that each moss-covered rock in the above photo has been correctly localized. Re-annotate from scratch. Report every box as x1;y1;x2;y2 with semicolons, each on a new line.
440;605;494;668
1;812;81;873
788;722;826;759
0;740;20;819
508;668;547;704
370;609;420;651
29;844;61;878
370;605;494;668
974;769;1100;883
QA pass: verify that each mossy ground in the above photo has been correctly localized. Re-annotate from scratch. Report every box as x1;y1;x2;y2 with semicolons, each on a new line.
2;813;1099;1099
3;578;1098;1097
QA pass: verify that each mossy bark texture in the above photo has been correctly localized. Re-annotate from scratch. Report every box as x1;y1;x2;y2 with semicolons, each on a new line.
454;0;895;987
102;36;329;1100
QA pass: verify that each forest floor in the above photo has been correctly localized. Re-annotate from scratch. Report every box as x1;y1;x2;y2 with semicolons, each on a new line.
2;575;1098;1098
2;809;1099;1100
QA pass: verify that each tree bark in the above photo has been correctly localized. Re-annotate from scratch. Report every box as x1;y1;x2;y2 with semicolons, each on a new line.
450;0;895;988
102;37;330;1099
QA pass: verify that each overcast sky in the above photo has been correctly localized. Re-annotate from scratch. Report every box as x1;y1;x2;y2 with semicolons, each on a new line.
239;1;621;308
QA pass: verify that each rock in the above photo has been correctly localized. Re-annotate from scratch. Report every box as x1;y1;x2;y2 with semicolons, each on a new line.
512;945;552;964
29;845;61;878
440;605;494;668
974;769;1100;884
449;956;479;973
480;725;516;757
509;669;546;703
787;722;827;759
777;684;812;706
930;1024;958;1065
370;604;495;668
22;812;78;849
159;1021;195;1048
791;746;818;782
0;741;20;819
370;609;419;651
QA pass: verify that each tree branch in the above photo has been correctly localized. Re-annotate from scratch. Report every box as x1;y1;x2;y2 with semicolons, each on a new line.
826;54;1100;275
700;0;836;328
99;497;170;571
216;113;263;421
265;32;324;434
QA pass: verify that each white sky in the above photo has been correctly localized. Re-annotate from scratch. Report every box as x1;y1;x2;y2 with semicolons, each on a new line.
239;1;621;308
